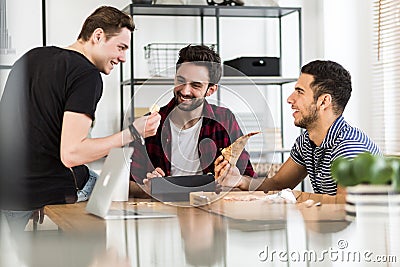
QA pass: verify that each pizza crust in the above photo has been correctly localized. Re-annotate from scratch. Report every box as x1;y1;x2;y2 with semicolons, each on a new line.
150;104;160;113
221;131;260;166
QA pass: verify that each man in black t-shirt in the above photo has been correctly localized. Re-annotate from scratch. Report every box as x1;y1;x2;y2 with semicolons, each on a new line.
0;6;161;231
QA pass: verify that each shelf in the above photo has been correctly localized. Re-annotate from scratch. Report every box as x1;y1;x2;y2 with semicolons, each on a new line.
269;148;291;153
121;76;297;86
119;2;302;153
248;149;291;161
249;148;291;154
123;4;300;18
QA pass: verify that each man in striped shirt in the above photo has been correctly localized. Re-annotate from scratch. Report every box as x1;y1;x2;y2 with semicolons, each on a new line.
215;60;381;195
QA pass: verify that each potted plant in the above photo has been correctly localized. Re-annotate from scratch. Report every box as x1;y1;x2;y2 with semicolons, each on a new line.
331;152;400;220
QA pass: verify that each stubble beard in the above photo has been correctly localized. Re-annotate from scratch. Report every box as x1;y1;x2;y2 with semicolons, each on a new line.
295;104;318;129
174;92;206;112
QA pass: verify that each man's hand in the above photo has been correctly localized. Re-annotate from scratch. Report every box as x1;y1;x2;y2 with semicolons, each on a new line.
133;112;161;138
143;167;165;192
214;155;247;189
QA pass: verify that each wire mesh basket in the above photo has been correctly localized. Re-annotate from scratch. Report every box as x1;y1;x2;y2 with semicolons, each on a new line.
144;43;217;77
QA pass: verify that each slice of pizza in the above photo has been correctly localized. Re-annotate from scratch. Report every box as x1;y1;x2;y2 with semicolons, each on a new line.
221;131;260;166
150;104;160;113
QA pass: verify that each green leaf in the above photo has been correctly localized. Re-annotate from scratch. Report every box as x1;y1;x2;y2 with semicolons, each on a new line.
351;152;375;183
369;156;393;185
389;158;400;192
331;157;358;186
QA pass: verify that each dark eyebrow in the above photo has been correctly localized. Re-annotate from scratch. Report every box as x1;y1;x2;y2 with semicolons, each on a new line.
295;87;305;92
191;81;203;85
175;75;206;84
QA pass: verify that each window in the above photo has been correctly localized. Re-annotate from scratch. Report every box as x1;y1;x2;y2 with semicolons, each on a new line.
371;0;400;154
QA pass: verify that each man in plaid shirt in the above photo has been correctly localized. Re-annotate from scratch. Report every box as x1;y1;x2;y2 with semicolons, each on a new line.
129;45;255;197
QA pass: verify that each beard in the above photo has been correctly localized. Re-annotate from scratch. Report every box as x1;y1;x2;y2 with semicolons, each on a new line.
174;91;206;112
295;104;318;129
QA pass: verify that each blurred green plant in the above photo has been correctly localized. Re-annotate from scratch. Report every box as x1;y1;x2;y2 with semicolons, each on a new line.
331;152;400;192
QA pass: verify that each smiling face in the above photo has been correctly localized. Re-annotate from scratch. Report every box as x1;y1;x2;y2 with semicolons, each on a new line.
91;27;130;75
287;73;320;129
173;63;216;111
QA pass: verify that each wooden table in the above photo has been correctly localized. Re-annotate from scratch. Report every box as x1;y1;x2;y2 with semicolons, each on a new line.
38;191;399;267
44;191;346;232
44;200;179;233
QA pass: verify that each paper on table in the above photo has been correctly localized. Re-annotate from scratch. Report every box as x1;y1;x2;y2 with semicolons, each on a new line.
265;188;297;203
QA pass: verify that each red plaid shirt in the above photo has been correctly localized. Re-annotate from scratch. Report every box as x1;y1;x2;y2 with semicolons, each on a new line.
130;98;256;183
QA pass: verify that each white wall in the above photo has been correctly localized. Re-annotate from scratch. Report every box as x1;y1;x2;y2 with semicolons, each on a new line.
45;0;131;137
0;0;42;99
322;0;373;135
0;0;131;137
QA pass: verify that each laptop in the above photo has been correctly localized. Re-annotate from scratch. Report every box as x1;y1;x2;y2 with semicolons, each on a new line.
86;147;175;220
151;174;216;202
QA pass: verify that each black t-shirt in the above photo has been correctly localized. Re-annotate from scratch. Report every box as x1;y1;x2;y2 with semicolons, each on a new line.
0;46;103;210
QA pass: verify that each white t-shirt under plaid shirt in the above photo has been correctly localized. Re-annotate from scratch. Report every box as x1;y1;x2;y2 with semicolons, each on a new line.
290;116;381;195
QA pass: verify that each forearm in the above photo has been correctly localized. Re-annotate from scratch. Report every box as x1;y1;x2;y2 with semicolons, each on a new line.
60;111;160;168
256;177;290;192
237;175;297;192
236;176;281;191
218;158;306;192
61;128;134;167
256;157;307;192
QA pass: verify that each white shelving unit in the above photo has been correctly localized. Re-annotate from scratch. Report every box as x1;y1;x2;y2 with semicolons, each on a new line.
120;3;302;163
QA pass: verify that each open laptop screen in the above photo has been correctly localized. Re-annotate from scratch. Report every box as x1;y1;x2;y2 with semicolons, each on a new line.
86;148;176;220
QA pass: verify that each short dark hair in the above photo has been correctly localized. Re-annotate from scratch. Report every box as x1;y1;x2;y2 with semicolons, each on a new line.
78;6;135;41
176;45;222;84
301;60;352;115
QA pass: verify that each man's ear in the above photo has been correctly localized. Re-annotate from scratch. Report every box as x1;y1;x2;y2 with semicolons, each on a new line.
92;28;105;44
206;84;218;97
319;94;332;110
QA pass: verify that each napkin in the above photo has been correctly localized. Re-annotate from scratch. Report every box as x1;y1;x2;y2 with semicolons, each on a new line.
265;188;297;203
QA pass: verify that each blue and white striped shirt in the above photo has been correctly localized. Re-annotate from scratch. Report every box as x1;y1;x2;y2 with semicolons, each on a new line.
290;116;381;195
